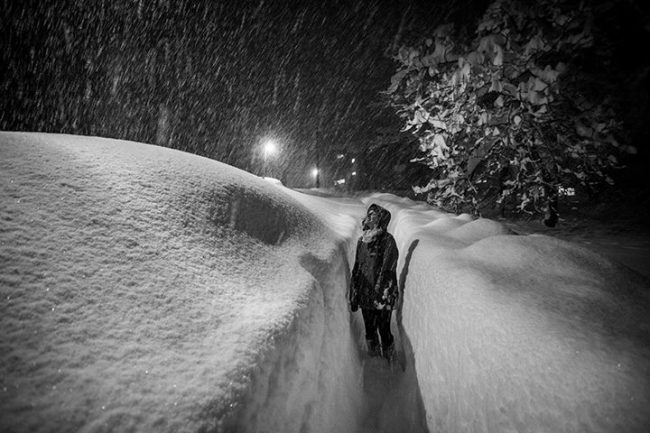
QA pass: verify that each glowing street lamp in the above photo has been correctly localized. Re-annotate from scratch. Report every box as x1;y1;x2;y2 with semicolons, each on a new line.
311;167;320;188
262;139;278;159
260;138;280;177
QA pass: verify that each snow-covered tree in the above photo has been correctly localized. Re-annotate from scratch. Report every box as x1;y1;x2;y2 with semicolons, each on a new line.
386;0;637;224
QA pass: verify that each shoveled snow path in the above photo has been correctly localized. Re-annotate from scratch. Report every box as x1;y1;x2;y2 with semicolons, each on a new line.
295;190;650;433
285;191;429;433
3;132;648;433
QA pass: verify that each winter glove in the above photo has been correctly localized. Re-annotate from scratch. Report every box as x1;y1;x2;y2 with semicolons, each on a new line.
350;287;359;312
382;288;396;307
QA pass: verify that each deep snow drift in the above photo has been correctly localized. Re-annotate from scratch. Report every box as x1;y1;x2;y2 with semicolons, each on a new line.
362;194;650;433
0;132;364;433
2;132;650;433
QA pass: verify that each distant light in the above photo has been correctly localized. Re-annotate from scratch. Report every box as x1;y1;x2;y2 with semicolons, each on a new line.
311;168;319;177
351;158;356;163
559;186;575;196
336;154;345;159
334;178;346;185
262;139;278;158
351;171;357;176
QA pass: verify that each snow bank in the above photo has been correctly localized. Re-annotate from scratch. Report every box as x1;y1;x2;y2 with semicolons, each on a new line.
366;194;650;433
0;132;363;433
5;132;648;433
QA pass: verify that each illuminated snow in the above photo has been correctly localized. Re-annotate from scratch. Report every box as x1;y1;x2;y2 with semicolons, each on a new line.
2;132;649;433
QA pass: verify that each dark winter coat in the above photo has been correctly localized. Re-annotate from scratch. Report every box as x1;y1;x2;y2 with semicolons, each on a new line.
350;204;399;311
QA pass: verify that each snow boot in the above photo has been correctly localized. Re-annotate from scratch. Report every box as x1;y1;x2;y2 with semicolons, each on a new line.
367;339;380;357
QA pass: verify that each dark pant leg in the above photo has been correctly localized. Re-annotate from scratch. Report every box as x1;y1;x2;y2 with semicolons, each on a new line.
376;309;393;356
361;308;379;352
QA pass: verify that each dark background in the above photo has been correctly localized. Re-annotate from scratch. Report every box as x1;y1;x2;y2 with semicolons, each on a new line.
2;0;648;204
0;0;488;188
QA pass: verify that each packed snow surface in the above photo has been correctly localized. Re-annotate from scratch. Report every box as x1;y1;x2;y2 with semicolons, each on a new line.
2;132;650;433
0;132;363;433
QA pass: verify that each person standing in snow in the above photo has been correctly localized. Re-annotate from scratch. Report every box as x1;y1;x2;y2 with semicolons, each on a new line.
349;203;399;359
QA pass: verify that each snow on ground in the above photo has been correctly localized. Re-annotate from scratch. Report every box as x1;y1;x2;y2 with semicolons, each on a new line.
362;193;650;433
283;190;430;433
505;218;650;280
3;132;650;433
0;132;364;433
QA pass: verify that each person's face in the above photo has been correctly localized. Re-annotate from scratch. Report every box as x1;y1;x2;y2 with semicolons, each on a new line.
366;210;379;228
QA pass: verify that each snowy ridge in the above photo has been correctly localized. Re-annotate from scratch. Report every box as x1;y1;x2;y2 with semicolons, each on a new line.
365;193;650;433
0;132;363;433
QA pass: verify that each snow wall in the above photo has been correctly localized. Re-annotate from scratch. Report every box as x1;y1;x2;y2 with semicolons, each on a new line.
0;132;364;433
367;194;650;433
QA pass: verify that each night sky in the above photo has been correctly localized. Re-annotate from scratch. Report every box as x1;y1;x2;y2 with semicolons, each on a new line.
2;0;472;186
3;0;647;192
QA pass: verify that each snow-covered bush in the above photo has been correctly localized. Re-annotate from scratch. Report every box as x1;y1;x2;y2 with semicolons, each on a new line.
386;0;636;221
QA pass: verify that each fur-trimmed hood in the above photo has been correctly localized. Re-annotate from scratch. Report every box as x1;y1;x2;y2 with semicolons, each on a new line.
362;203;391;231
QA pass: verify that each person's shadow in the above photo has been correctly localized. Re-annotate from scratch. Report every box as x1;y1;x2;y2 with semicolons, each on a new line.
389;239;430;432
397;239;419;325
